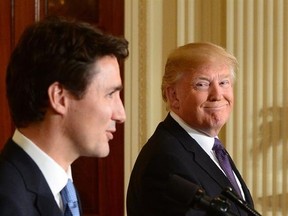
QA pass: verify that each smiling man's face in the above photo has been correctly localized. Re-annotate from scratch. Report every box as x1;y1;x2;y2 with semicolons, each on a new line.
64;55;126;158
167;64;234;137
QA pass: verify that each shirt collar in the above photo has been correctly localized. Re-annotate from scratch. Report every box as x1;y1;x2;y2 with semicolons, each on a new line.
12;129;72;197
170;111;215;153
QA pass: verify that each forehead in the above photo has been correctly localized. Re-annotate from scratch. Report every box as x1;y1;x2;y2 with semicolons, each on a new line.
92;55;119;75
88;56;121;87
185;63;232;79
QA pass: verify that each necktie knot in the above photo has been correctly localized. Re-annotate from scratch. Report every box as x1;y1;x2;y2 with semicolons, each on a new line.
61;179;80;216
213;138;224;150
213;138;227;157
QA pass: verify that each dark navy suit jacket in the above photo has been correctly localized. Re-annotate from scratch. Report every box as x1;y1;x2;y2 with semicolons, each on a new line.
0;139;81;216
127;114;254;216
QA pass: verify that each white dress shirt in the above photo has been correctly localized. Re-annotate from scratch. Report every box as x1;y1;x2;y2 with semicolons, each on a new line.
170;112;245;198
12;129;73;211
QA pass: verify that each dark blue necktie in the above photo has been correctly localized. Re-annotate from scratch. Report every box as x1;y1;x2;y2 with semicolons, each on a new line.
213;138;243;198
61;179;80;216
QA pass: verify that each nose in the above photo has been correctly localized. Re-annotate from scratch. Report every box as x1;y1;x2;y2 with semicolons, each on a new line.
113;99;126;123
208;83;222;101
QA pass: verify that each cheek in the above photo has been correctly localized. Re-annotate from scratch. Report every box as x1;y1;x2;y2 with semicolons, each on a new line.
230;93;234;104
91;105;111;123
226;88;234;100
227;93;234;110
186;92;205;108
77;100;109;128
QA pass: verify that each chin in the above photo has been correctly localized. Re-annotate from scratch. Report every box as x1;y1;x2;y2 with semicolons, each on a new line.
98;147;110;158
101;151;110;158
85;144;110;158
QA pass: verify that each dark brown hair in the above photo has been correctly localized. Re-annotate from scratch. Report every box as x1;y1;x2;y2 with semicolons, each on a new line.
6;16;129;127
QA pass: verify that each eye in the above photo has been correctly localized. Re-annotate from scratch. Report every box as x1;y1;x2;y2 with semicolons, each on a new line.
219;79;231;88
107;89;121;99
193;81;210;90
106;86;123;98
107;91;115;98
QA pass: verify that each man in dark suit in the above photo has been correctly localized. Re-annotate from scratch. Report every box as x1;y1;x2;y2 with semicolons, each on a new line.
0;17;129;215
127;42;254;215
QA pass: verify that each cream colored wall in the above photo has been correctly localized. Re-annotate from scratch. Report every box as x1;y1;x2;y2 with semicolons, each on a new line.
124;0;288;215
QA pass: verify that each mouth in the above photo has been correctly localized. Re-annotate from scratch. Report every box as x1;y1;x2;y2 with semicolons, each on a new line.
204;103;228;110
206;105;226;110
106;130;115;140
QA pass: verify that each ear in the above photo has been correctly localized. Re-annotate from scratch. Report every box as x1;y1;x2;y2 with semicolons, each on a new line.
166;86;180;109
48;82;68;114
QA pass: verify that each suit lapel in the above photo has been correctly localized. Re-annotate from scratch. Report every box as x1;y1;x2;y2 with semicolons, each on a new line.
162;114;254;206
162;114;236;190
2;140;63;215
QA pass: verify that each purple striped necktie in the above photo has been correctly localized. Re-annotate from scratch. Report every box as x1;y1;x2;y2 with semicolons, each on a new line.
213;138;243;198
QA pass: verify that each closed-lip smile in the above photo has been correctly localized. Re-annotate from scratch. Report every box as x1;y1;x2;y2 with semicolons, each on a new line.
204;103;228;109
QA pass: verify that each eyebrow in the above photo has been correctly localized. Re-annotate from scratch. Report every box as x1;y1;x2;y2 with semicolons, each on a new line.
193;77;210;82
111;84;123;92
195;74;231;81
